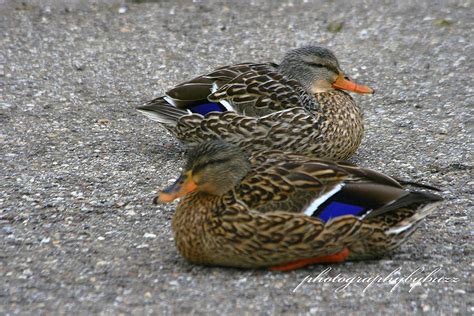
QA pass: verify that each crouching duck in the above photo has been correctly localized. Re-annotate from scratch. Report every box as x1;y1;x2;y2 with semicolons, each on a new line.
138;46;374;160
156;141;442;270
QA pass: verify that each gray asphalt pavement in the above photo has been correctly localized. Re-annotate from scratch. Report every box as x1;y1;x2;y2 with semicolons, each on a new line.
1;0;472;314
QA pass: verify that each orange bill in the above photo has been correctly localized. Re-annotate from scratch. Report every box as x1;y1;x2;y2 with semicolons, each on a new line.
156;173;197;203
332;73;374;94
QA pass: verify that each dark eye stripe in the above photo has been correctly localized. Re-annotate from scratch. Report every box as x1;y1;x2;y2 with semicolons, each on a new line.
306;62;325;68
193;157;233;173
306;62;340;74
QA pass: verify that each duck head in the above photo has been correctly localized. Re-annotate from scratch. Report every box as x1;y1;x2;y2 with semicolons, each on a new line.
157;141;251;203
278;46;374;94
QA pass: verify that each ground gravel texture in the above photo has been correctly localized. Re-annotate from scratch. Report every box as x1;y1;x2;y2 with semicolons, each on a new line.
1;0;473;314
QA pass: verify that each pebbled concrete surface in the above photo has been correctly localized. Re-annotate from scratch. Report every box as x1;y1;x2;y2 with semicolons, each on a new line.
1;0;472;314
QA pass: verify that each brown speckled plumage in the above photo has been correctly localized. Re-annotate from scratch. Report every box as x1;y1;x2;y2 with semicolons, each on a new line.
159;142;442;269
137;46;371;160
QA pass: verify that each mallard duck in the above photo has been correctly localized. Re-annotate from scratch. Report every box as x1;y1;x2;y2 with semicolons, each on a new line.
156;141;442;270
137;46;374;160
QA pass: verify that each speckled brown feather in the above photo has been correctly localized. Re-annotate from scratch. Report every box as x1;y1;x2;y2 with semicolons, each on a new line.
208;66;319;116
173;193;366;268
171;90;363;160
168;148;442;269
165;63;277;108
138;62;364;160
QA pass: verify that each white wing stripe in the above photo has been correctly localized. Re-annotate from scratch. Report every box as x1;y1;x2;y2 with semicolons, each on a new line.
219;99;235;112
303;183;344;216
163;96;177;107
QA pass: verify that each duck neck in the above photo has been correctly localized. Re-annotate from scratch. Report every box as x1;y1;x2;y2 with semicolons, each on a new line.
315;91;364;160
171;192;221;264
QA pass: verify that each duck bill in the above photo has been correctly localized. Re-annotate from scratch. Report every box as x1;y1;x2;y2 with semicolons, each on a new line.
156;173;197;203
332;73;374;94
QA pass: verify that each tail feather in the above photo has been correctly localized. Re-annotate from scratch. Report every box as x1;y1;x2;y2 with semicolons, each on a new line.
349;193;442;259
136;98;189;125
386;200;441;236
363;191;442;220
393;179;442;192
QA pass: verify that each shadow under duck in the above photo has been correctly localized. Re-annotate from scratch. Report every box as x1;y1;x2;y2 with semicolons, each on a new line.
138;46;374;160
157;141;442;270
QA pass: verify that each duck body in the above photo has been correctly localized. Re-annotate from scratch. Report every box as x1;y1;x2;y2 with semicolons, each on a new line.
159;141;442;270
138;47;372;160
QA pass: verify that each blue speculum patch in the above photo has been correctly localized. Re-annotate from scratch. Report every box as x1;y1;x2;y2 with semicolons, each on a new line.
189;102;226;115
317;201;365;222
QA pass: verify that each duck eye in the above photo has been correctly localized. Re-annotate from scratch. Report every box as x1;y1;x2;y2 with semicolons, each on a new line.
307;62;324;68
344;75;351;81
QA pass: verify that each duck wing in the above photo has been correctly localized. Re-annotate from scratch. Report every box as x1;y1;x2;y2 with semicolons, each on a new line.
136;63;279;123
209;67;318;117
226;151;441;224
